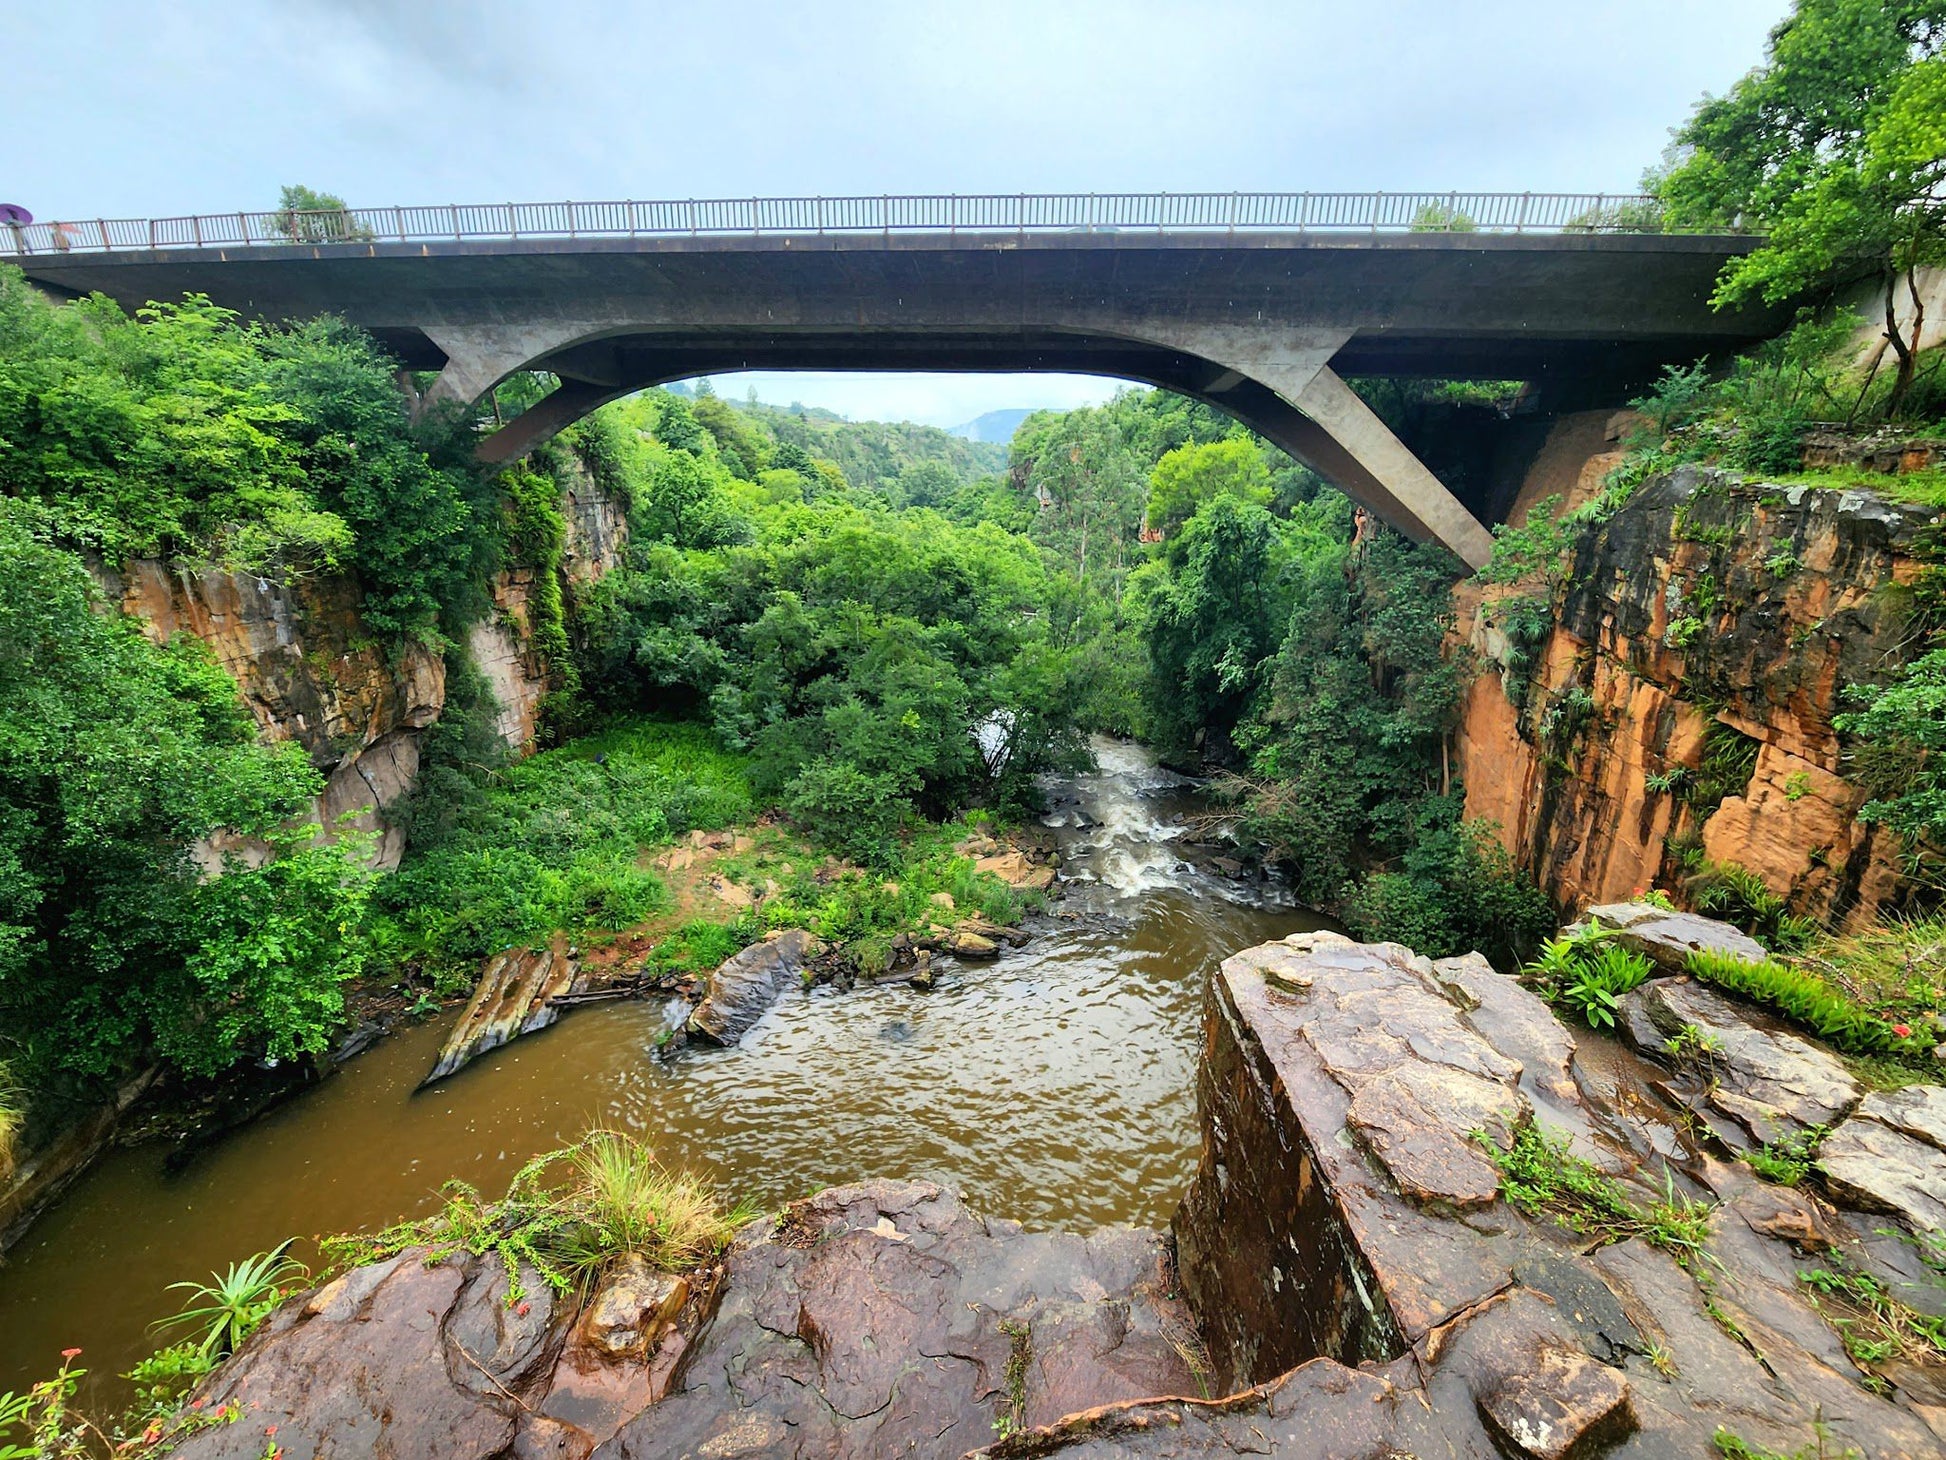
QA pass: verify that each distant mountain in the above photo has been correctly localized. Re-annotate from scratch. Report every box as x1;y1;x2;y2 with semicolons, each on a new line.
948;408;1034;445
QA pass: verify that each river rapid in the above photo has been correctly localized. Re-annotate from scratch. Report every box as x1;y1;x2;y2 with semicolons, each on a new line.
0;738;1324;1398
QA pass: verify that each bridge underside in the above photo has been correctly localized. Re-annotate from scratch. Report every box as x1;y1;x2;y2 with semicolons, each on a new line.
430;328;1506;565
19;231;1785;569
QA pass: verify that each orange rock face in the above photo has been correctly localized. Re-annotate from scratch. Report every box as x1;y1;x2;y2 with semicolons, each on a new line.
1455;443;1939;930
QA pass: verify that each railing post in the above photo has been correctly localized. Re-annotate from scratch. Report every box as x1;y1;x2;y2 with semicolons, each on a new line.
1516;191;1531;233
449;205;459;240
509;203;518;240
392;206;404;242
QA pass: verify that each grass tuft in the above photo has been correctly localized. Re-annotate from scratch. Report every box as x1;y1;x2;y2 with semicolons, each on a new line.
1684;948;1927;1058
322;1128;753;1302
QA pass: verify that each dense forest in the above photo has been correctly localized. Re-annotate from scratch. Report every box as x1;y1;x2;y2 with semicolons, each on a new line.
1;0;1941;1173
0;264;1544;1143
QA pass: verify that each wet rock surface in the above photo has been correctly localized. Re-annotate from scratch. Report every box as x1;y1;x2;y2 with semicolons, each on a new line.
175;1183;1196;1460
1820;1085;1946;1233
685;928;822;1045
1619;976;1861;1147
608;1181;1199;1458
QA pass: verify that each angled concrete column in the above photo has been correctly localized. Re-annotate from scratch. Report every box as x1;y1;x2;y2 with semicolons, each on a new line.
475;379;627;465
1289;367;1495;569
1114;323;1494;567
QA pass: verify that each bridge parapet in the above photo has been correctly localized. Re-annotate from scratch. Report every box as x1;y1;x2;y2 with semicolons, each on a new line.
0;190;1691;256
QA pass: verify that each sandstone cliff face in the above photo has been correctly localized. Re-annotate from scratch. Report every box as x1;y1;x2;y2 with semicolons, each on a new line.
470;449;628;752
110;451;629;867
1456;436;1939;928
111;560;443;871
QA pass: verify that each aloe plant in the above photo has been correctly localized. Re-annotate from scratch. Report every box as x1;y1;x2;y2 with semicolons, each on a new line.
152;1242;308;1358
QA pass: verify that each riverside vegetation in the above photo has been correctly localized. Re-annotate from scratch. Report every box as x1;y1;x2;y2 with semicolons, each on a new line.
1;0;1945;1446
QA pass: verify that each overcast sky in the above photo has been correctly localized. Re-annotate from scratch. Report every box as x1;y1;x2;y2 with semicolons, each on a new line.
11;0;1790;426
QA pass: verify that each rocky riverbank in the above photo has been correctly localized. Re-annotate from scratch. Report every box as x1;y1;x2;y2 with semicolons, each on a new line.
148;909;1946;1459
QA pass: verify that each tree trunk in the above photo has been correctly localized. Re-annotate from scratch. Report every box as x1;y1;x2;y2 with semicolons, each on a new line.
1885;266;1919;413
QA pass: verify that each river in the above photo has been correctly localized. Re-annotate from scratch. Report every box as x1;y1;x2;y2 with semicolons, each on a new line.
0;738;1324;1399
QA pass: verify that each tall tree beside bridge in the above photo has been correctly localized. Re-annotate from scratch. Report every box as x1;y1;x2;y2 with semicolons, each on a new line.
1660;0;1946;409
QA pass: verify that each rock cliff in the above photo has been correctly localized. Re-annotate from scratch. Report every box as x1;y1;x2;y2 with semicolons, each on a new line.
108;448;628;868
1456;420;1941;927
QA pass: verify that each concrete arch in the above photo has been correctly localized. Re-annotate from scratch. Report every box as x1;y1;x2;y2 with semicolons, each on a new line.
428;317;1495;566
23;228;1786;570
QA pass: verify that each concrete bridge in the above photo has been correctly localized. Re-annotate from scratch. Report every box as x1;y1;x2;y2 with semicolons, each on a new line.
9;193;1783;567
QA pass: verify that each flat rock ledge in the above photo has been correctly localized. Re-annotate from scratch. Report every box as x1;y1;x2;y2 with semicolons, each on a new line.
166;1181;1198;1460
169;926;1946;1460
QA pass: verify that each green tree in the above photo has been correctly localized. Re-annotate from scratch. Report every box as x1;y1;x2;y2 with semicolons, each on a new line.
0;504;329;1084
1140;494;1291;763
273;185;372;243
1660;1;1946;407
1145;437;1273;539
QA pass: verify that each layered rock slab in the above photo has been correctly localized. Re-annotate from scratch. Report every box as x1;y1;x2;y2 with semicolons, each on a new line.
606;1181;1199;1458
1821;1084;1946;1233
172;1183;1197;1460
1147;930;1941;1460
685;928;821;1044
1618;976;1861;1148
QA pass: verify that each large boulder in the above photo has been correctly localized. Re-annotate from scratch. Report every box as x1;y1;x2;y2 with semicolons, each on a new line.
167;1254;557;1460
606;1181;1199;1457
685;929;821;1045
1820;1084;1946;1234
1579;901;1770;973
1618;977;1860;1147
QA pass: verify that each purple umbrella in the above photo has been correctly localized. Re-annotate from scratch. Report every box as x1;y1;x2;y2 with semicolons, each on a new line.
0;205;32;226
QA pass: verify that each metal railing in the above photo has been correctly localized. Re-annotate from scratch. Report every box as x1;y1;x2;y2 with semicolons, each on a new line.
0;191;1685;256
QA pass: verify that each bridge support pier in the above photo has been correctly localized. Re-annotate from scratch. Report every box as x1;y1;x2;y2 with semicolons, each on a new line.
1288;368;1495;569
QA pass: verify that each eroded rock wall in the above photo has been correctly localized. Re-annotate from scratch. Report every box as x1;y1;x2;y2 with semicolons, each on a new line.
110;559;443;871
1456;426;1940;927
108;449;629;865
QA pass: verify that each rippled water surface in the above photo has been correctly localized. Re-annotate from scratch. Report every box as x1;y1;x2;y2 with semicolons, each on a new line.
0;739;1323;1395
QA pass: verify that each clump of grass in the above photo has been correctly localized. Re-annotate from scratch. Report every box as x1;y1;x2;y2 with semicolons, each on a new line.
1795;914;1946;1036
1523;925;1655;1030
1684;949;1927;1058
1714;1422;1863;1460
1799;1254;1946;1380
1481;1122;1715;1268
992;1318;1032;1439
1745;1127;1826;1186
1688;861;1819;954
323;1129;753;1302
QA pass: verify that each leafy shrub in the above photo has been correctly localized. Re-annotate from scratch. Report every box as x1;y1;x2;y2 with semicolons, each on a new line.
1523;925;1654;1029
1344;810;1556;968
153;1242;308;1358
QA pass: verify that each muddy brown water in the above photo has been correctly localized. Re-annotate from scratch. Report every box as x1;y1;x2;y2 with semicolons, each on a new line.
0;740;1325;1400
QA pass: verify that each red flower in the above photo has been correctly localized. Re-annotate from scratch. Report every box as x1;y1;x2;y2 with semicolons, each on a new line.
1893;1023;1913;1039
266;1426;279;1436
60;1348;81;1359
